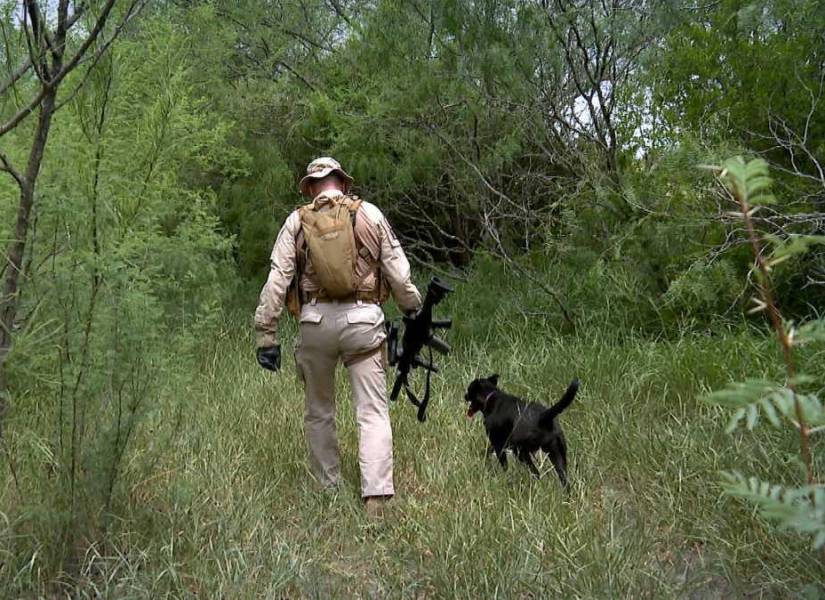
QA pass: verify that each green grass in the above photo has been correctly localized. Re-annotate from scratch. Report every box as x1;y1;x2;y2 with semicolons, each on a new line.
2;274;824;598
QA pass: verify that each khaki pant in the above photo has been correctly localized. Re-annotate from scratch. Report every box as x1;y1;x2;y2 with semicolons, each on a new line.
295;301;393;497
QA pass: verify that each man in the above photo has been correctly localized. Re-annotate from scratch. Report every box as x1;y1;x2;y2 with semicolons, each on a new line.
254;157;422;517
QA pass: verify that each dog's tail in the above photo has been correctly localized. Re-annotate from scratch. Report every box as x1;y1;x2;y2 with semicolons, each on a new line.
538;379;579;429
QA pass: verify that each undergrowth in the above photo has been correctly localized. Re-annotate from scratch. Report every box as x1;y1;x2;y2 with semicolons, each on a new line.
1;260;823;598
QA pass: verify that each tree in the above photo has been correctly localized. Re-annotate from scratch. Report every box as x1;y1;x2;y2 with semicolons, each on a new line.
0;0;147;436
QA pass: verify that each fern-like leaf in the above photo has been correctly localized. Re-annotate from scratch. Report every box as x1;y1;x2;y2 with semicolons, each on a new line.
721;157;777;205
768;235;825;267
704;379;825;429
722;472;825;549
796;319;825;346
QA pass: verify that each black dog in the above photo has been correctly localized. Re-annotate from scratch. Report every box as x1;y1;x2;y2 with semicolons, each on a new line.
465;375;579;488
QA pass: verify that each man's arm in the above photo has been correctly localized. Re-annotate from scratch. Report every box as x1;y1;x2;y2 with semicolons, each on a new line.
254;211;301;348
377;214;422;313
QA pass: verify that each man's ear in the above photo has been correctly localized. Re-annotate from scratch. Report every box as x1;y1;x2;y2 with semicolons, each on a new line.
488;374;499;387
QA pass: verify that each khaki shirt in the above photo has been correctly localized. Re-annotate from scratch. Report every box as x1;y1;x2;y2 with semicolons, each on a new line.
254;190;422;347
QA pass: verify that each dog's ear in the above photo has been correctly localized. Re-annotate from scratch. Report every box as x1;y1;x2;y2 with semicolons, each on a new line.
488;374;499;387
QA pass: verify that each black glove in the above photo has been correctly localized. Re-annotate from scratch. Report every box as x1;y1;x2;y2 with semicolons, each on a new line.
256;345;281;372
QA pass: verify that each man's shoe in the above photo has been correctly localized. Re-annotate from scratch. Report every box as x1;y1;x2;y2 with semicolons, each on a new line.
364;496;386;519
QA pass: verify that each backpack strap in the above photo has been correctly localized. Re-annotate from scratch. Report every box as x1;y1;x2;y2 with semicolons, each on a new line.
348;196;387;303
344;195;365;253
344;196;362;229
345;196;381;295
287;207;311;318
346;196;363;213
295;204;311;260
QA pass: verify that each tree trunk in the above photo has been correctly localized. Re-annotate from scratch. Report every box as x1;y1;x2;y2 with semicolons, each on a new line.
0;88;57;434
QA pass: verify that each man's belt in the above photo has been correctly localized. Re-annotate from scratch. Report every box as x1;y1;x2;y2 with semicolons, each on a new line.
302;290;378;304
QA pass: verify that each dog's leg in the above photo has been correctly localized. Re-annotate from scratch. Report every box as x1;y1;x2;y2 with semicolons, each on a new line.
518;450;541;479
492;440;508;470
489;431;508;471
494;447;508;470
544;438;569;489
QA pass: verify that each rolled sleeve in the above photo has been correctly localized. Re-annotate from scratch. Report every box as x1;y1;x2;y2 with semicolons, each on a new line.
254;211;301;347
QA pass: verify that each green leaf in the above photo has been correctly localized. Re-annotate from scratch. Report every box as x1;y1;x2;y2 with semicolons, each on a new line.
703;379;805;430
726;408;746;433
746;175;774;199
798;394;825;427
769;236;825;264
722;473;825;549
720;156;776;205
746;403;759;430
789;375;818;386
704;378;777;406
796;320;825;346
759;397;780;427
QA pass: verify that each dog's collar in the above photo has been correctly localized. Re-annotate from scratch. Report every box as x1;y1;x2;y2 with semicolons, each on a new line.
483;390;497;408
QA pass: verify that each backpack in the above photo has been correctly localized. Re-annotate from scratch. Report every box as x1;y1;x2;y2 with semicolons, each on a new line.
298;195;363;299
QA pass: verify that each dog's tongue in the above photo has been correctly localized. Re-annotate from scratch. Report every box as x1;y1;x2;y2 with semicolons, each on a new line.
466;407;477;418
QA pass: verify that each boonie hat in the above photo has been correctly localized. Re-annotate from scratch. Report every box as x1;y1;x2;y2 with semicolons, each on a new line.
299;157;354;196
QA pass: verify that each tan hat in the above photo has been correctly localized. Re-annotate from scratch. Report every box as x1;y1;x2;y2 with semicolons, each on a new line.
299;157;354;196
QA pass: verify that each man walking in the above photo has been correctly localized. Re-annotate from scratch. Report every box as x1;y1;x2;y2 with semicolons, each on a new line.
254;157;421;517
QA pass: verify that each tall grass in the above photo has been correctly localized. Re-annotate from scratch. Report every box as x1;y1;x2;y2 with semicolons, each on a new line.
1;261;823;597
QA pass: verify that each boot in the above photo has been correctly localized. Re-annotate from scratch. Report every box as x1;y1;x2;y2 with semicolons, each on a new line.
364;495;387;519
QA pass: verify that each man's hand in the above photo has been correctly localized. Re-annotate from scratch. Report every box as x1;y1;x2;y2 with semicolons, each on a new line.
256;345;281;372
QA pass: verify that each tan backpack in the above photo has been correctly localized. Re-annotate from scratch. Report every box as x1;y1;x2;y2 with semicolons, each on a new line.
298;196;363;299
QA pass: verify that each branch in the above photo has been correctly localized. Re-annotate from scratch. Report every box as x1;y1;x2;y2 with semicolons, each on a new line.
0;60;33;99
718;160;815;489
0;0;123;138
54;0;148;113
0;3;87;98
56;0;70;44
0;148;24;187
0;86;47;138
276;59;317;91
22;0;50;82
48;0;119;88
432;127;530;218
326;0;355;29
483;208;576;328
